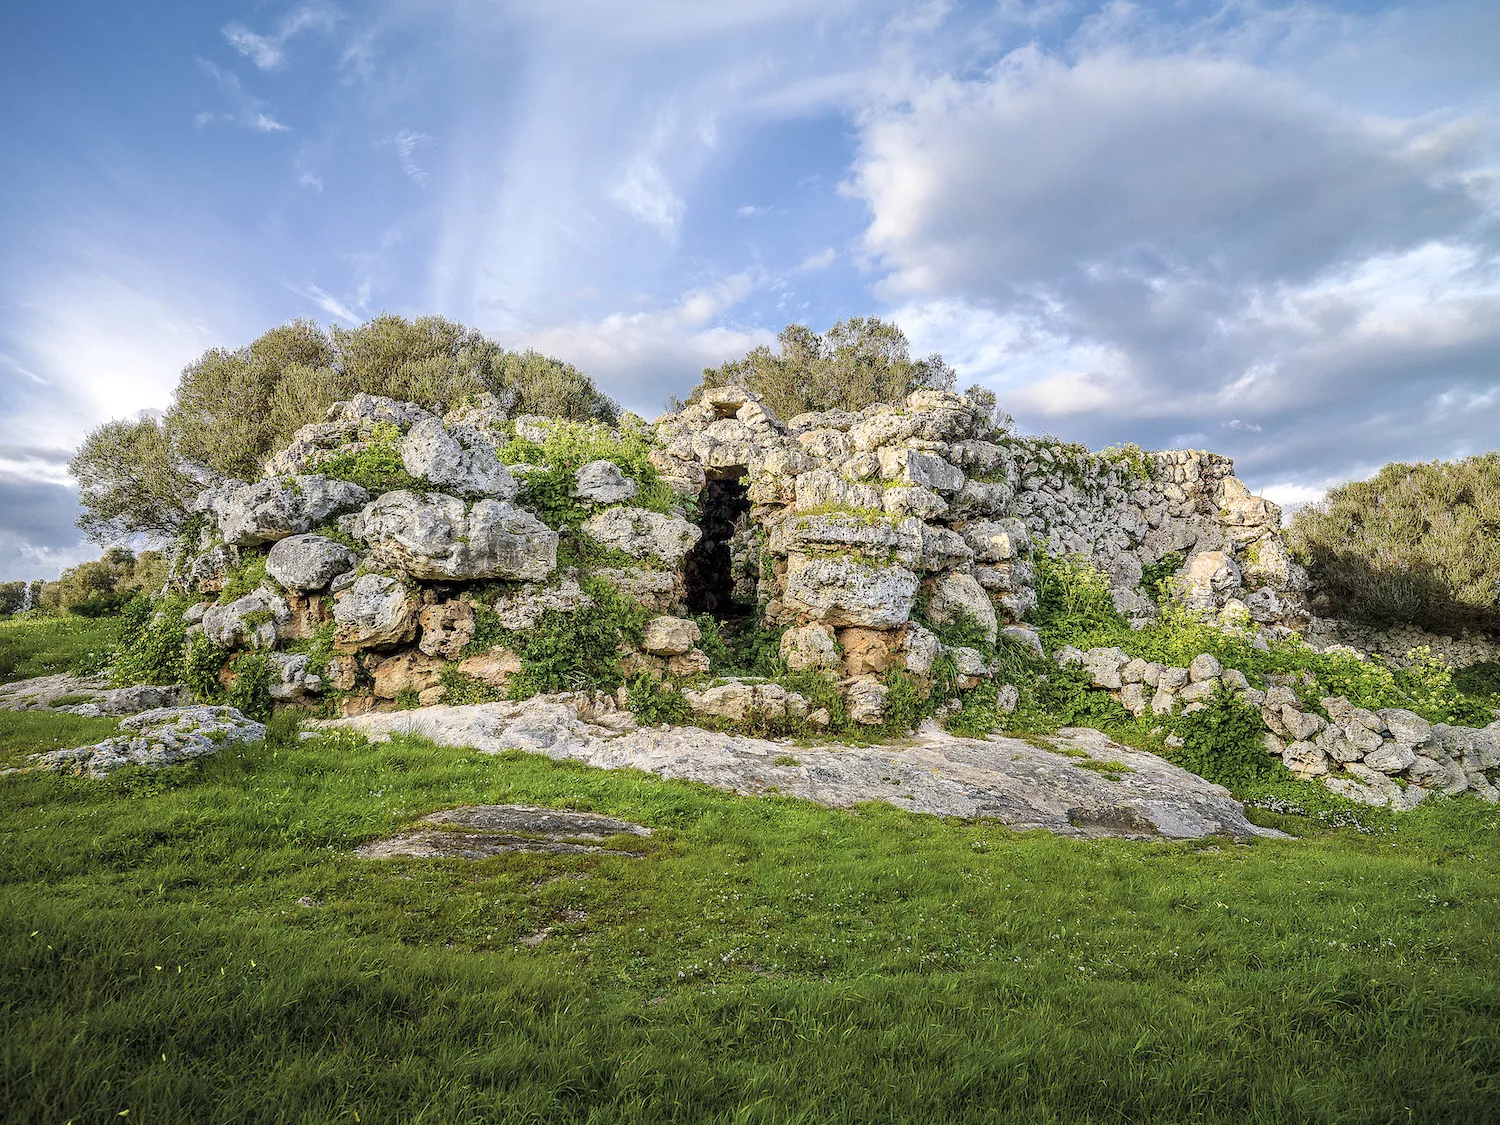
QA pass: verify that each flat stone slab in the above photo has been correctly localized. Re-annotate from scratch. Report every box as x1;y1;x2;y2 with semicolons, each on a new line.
0;673;188;717
356;803;653;859
9;705;264;779
313;697;1284;841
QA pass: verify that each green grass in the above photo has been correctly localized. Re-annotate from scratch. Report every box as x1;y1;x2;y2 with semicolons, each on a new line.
2;713;1499;1123
0;612;122;684
0;709;120;769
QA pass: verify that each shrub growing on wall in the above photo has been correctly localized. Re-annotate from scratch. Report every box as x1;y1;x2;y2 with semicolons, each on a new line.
685;317;956;419
1288;454;1500;635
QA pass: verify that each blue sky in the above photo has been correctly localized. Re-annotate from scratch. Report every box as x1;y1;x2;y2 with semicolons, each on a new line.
2;0;1498;580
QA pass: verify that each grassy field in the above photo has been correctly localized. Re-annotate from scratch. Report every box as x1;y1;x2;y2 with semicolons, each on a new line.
3;713;1499;1124
0;611;121;684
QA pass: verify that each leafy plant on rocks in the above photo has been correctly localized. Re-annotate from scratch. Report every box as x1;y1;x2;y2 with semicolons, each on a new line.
626;672;690;726
438;664;506;706
109;596;194;687
225;652;274;722
507;578;651;696
1166;685;1285;791
315;420;434;495
184;633;229;703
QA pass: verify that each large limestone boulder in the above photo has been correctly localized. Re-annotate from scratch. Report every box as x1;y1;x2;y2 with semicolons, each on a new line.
265;533;358;592
208;475;369;546
641;616;701;657
581;507;701;565
573;460;638;504
922;571;999;643
782;554;919;628
591;568;682;613
962;519;1032;562
484;577;594;632
780;623;841;672
19;705;265;779
877;448;965;493
333;574;419;651
353;491;558;581
681;680;809;723
418;600;477;658
399;417;517;498
202;587;290;650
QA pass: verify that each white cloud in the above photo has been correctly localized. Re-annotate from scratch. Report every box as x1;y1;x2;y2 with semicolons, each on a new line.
299;171;324;192
798;248;836;271
197;60;294;133
495;276;770;414
391;130;434;184
737;204;771;217
291;283;361;324
223;5;340;71
610;156;685;239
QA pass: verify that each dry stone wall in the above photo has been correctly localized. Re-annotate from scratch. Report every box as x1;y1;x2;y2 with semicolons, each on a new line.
168;384;1314;729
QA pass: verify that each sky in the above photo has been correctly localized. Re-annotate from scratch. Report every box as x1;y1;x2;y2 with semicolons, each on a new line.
1;0;1497;581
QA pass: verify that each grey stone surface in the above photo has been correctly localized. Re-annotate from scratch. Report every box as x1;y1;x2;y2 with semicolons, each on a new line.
202;587;290;650
333;574;419;650
573;460;639;504
353;491;558;581
400;417;518;498
782;554;919;628
355;804;652;859
13;705;265;778
581;507;701;565
265;533;358;592
313;698;1284;841
207;475;369;546
0;674;188;716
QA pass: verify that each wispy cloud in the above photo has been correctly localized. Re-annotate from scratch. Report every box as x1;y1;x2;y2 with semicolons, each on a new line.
798;248;836;271
0;353;47;386
298;171;324;192
290;282;360;324
390;130;434;184
611;156;685;239
196;60;292;133
223;5;340;71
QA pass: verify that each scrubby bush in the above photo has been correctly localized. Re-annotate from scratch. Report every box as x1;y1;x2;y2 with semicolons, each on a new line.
1288;453;1500;635
72;314;621;540
109;596;192;687
28;548;170;617
683;317;955;419
0;581;28;616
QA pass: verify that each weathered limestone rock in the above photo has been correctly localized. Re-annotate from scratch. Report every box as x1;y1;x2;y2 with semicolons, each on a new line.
573;460;638;504
418;600;477;658
315;703;1283;840
877;448;966;492
400;417;517;498
208;475;369;546
581;507;701;565
371;650;446;700
839;627;899;676
782;554;919;628
590;567;682;613
901;624;943;677
682;680;809;723
484;577;594;632
641;615;701;657
0;673;187;717
921;571;999;643
267;653;324;701
667;649;712;677
1081;647;1129;691
962;519;1031;562
458;649;523;689
265;533;358;592
333;574;419;651
845;677;889;725
780;623;841;672
202;587;290;650
354;491;558;581
16;706;264;779
356;804;652;860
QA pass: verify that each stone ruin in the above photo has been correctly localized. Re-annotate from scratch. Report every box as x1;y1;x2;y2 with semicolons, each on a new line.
167;383;1312;737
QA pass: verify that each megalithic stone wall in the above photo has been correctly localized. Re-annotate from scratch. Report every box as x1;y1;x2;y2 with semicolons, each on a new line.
167;384;1312;723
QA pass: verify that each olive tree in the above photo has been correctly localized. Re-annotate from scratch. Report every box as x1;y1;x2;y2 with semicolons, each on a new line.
72;314;620;542
686;317;956;419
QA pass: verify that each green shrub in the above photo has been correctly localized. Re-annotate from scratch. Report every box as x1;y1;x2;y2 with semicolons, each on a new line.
314;422;432;495
1140;552;1184;606
438;664;506;706
497;418;676;521
626;673;690;726
109;596;193;687
183;634;229;703
683;317;955;420
217;553;276;605
225;653;274;722
1288;453;1500;634
947;682;1001;738
1166;686;1285;791
505;579;651;696
1031;552;1127;652
879;670;928;735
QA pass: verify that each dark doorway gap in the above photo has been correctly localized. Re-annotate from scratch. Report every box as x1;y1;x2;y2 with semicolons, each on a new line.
683;473;751;617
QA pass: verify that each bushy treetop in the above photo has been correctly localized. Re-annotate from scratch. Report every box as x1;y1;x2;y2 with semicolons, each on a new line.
682;317;957;420
1288;453;1500;635
71;314;620;542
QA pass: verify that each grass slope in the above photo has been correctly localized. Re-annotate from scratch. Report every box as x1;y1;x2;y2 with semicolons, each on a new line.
0;612;120;684
2;718;1498;1124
